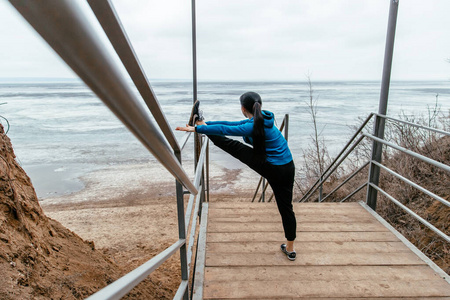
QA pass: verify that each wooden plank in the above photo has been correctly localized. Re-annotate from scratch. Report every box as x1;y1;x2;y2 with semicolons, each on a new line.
203;280;450;299
204;265;443;282
206;231;398;243
360;201;450;284
211;214;375;223
205;252;426;267
208;296;450;300
209;207;367;214
208;207;368;216
259;298;450;300
208;221;388;232
206;241;411;254
209;202;362;209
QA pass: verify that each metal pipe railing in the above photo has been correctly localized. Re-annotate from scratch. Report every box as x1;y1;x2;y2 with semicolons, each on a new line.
9;0;197;195
320;161;370;203
88;136;208;300
364;133;450;173
173;280;189;300
340;182;367;203
179;132;193;151
87;0;181;152
251;177;263;202
192;203;209;300
173;148;189;300
187;184;203;270
300;135;365;202
259;179;270;203
184;140;208;228
369;183;450;243
372;161;450;208
374;113;450;137
185;192;200;229
206;140;210;202
299;113;374;202
86;239;185;300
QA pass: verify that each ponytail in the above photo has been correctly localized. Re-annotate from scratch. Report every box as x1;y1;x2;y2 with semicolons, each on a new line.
240;92;266;162
252;102;265;159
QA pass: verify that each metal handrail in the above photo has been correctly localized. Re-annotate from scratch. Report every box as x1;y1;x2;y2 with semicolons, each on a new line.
299;113;374;202
371;160;450;207
86;239;185;300
340;182;367;203
251;177;263;203
88;136;209;300
180;132;193;152
173;280;189;300
8;1;210;298
303;114;449;203
319;161;370;202
9;0;197;195
300;135;366;202
374;113;450;137
87;0;181;152
301;110;449;250
187;184;203;269
369;183;450;243
363;133;450;173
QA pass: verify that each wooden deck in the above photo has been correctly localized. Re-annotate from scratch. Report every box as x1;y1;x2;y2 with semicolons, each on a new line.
194;202;450;299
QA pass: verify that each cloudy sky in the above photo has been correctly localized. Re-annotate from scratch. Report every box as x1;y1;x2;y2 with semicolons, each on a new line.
0;0;449;81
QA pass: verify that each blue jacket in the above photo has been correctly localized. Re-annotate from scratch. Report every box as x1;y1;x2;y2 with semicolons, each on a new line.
196;110;293;165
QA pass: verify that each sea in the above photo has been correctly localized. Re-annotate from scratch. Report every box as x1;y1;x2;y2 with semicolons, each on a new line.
0;80;449;198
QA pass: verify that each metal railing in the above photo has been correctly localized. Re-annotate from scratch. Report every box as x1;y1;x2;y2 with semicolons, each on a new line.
8;0;208;299
299;112;450;245
251;114;289;203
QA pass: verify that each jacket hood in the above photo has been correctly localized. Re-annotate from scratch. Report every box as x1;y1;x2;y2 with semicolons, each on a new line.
262;110;274;128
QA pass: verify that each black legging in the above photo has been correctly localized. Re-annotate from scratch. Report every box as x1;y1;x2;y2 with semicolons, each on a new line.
207;135;297;241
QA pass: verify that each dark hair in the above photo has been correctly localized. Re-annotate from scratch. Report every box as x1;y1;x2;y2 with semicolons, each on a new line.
240;92;266;161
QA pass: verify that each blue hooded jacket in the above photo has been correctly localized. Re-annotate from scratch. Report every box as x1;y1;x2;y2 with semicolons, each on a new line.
195;110;292;165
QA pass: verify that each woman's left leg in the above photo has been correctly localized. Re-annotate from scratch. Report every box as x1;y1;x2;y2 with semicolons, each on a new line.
206;135;265;174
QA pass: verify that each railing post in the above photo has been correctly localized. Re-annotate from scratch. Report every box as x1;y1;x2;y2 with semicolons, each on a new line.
284;114;289;142
319;176;323;202
366;0;399;210
175;151;189;300
261;178;266;202
191;0;200;169
206;140;210;202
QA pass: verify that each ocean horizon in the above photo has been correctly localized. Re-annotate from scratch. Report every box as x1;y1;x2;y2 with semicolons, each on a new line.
1;79;448;198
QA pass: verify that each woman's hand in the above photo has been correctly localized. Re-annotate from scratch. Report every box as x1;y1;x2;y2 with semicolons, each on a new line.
176;124;196;132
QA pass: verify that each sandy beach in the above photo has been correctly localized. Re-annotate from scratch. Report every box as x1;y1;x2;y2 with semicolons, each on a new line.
37;159;263;298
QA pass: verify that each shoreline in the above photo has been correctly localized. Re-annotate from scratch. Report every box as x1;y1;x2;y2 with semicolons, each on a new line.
39;159;261;250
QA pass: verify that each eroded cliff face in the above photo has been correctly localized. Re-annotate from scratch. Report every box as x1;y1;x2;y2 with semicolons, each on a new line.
0;124;119;299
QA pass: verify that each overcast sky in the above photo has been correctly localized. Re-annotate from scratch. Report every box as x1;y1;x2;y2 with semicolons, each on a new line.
0;0;449;81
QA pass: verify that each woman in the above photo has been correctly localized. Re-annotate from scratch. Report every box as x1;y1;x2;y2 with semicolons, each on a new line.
176;92;297;260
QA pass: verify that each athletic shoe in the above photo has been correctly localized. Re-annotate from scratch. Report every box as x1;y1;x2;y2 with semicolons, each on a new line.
280;243;296;261
188;100;204;126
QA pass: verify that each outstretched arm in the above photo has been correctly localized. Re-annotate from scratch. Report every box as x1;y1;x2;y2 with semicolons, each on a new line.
175;124;195;132
176;119;206;132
